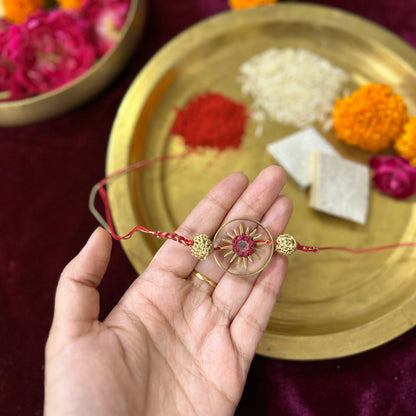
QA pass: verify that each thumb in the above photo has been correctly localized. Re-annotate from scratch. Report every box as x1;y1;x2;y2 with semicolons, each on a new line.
51;227;112;339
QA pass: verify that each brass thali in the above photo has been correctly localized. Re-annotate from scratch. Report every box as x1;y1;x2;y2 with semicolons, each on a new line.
107;3;416;360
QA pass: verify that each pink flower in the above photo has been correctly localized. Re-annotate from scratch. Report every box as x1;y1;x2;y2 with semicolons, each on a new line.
2;8;97;99
81;0;130;56
369;156;416;199
0;19;13;98
0;1;130;101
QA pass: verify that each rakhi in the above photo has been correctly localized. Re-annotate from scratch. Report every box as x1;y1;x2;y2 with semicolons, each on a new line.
89;152;416;278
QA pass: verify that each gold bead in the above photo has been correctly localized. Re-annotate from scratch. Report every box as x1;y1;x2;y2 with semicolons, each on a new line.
190;234;214;260
275;234;297;256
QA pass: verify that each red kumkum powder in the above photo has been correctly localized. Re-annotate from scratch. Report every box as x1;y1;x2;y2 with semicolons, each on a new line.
171;92;249;150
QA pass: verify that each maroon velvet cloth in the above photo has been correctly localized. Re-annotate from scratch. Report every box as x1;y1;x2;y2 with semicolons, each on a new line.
1;1;415;415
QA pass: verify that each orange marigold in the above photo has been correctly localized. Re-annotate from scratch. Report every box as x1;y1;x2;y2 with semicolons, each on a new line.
3;0;44;23
394;117;416;166
229;0;278;10
332;83;408;152
55;0;83;9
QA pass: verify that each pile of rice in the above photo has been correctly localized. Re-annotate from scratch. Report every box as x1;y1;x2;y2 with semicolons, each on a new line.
237;47;349;135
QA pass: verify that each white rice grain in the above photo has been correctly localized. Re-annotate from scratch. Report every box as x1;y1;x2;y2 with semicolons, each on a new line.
237;48;349;135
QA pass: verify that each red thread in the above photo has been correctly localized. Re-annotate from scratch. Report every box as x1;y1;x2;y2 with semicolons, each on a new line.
171;92;249;150
296;242;416;253
90;151;416;255
297;243;319;253
152;231;194;246
307;242;416;254
95;152;194;246
214;241;416;254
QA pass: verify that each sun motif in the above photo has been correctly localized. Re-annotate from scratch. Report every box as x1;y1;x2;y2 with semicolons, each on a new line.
219;223;268;269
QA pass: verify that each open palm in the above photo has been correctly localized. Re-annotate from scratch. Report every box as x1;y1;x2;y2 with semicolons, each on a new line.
44;166;292;416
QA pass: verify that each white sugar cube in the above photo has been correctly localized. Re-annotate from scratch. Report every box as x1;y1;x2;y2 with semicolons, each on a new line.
309;152;370;225
267;127;339;189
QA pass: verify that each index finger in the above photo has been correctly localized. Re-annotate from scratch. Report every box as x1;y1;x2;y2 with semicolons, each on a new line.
145;171;249;281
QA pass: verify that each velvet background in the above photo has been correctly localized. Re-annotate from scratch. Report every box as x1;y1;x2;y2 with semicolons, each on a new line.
1;0;415;414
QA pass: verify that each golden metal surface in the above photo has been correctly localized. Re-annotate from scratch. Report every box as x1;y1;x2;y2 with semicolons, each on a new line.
191;271;217;289
0;0;146;127
107;3;416;360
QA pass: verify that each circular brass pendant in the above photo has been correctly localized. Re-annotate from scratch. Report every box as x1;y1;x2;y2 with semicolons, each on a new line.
213;218;274;277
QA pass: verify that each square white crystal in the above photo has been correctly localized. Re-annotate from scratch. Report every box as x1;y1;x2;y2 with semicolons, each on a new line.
309;152;370;225
266;127;339;189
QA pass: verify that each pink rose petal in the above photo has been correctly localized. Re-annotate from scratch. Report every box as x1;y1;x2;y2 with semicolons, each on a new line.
370;156;416;199
0;1;130;100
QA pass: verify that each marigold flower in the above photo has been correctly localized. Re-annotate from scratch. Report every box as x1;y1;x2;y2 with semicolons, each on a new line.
229;0;278;10
332;83;408;152
3;0;44;23
394;117;416;166
56;0;84;9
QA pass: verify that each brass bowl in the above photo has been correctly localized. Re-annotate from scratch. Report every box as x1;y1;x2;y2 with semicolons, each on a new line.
106;3;416;360
0;0;146;127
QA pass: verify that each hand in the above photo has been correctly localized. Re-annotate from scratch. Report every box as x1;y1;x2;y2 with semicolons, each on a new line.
44;166;292;416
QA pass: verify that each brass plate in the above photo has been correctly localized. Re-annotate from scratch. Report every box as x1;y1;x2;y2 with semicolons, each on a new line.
107;3;416;360
0;0;146;127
